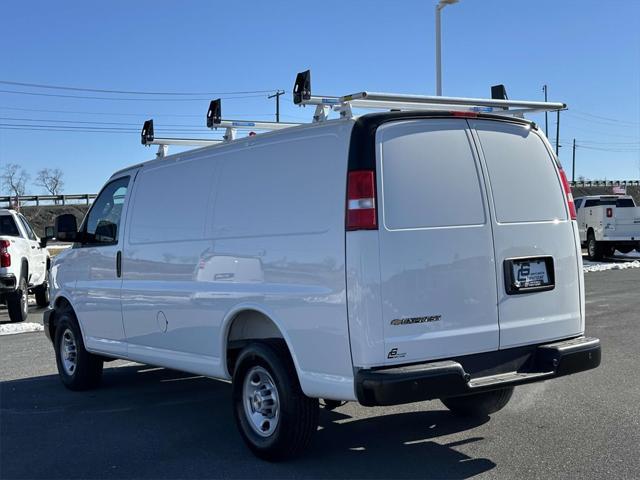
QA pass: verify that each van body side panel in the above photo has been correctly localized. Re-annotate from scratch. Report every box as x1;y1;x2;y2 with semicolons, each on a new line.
121;154;222;375
375;119;500;364
210;125;355;399
345;231;385;368
470;120;583;347
120;122;355;399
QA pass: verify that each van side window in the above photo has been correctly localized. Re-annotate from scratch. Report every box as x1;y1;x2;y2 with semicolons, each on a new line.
584;199;598;208
82;176;129;246
574;198;583;209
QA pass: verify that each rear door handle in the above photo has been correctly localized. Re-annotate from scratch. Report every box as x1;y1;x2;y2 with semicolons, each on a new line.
116;250;122;278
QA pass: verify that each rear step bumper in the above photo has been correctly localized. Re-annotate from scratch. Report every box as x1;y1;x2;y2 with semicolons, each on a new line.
355;336;601;407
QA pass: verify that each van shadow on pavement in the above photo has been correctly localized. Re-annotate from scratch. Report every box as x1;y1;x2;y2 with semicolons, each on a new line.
1;365;495;479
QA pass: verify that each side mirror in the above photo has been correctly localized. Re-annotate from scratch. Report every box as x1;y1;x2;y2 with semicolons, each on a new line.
54;214;79;242
39;226;55;248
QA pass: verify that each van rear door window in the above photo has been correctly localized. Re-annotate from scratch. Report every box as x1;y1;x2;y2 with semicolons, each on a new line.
379;120;485;230
472;121;567;223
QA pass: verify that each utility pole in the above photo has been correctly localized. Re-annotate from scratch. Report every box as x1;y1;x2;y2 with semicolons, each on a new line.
542;84;548;137
572;138;576;182
268;90;285;123
555;110;561;156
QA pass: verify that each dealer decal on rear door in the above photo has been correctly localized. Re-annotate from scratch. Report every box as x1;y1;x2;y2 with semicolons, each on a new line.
390;315;442;326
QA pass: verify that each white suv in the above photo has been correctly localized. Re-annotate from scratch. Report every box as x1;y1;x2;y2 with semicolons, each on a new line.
43;107;600;460
0;209;50;322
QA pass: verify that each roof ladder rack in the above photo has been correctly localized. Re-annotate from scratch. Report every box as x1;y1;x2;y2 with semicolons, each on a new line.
292;69;566;122
141;119;222;158
206;98;300;140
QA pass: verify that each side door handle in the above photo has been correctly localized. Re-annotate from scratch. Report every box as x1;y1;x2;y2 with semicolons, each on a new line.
116;250;122;278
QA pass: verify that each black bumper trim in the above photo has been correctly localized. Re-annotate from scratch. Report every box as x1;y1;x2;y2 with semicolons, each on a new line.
0;274;17;292
43;308;54;342
356;336;601;406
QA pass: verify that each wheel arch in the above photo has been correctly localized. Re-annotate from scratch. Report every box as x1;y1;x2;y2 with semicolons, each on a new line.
49;295;86;344
220;304;300;381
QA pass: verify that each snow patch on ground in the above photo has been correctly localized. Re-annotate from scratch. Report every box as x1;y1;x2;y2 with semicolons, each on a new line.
583;260;640;273
0;322;44;336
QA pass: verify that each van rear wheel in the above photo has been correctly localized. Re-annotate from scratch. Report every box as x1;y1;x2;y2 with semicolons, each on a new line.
441;387;514;417
53;306;103;390
232;340;319;461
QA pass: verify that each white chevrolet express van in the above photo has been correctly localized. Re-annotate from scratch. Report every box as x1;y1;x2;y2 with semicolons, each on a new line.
44;98;601;460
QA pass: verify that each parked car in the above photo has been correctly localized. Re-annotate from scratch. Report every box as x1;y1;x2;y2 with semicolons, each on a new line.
574;195;640;260
0;209;50;322
43;109;600;460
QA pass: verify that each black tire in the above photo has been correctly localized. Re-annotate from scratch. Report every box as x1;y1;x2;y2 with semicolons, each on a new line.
616;246;633;254
34;283;50;308
586;232;603;261
441;387;514;418
232;340;319;461
7;275;28;323
53;305;103;391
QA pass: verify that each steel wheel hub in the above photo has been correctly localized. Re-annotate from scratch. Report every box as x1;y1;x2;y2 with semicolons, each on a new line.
60;328;78;376
242;366;280;437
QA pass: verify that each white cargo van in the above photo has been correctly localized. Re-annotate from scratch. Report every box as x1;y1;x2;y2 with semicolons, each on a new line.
43;73;600;460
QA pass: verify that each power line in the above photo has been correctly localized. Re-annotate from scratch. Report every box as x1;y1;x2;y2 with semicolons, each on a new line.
0;116;203;127
0;89;269;102
0;80;277;96
570;109;639;126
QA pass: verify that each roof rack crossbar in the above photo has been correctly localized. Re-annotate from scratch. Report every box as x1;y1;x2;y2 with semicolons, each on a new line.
293;70;566;121
141;119;222;158
206;99;300;134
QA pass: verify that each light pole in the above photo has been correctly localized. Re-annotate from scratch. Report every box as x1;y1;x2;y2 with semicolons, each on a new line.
435;0;459;96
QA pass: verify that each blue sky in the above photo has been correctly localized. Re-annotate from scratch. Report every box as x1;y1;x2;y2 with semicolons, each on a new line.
1;0;639;194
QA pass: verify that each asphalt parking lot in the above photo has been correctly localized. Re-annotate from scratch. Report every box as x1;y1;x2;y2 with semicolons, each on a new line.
1;268;639;479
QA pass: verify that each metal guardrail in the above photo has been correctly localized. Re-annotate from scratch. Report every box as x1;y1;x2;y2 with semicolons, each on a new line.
570;180;640;187
0;194;97;207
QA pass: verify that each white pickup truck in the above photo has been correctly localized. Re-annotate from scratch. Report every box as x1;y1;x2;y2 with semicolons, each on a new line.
575;195;640;260
0;209;50;322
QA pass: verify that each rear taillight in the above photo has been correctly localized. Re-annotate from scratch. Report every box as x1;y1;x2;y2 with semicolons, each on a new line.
606;208;613;218
346;170;377;231
0;239;10;268
558;168;577;220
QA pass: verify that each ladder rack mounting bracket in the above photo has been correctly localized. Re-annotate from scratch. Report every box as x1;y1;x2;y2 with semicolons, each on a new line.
141;119;154;145
293;70;311;104
207;99;222;128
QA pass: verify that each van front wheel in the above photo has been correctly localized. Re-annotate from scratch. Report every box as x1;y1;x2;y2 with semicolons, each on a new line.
232;341;319;461
53;306;103;390
441;387;514;417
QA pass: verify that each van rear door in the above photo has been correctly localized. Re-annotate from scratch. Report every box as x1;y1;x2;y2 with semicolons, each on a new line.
469;120;583;348
376;118;499;364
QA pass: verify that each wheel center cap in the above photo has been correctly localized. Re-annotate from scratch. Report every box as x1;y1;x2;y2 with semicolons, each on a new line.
252;393;262;410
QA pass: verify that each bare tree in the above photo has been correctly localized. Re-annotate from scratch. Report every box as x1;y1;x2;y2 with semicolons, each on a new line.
1;163;30;197
35;168;65;195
